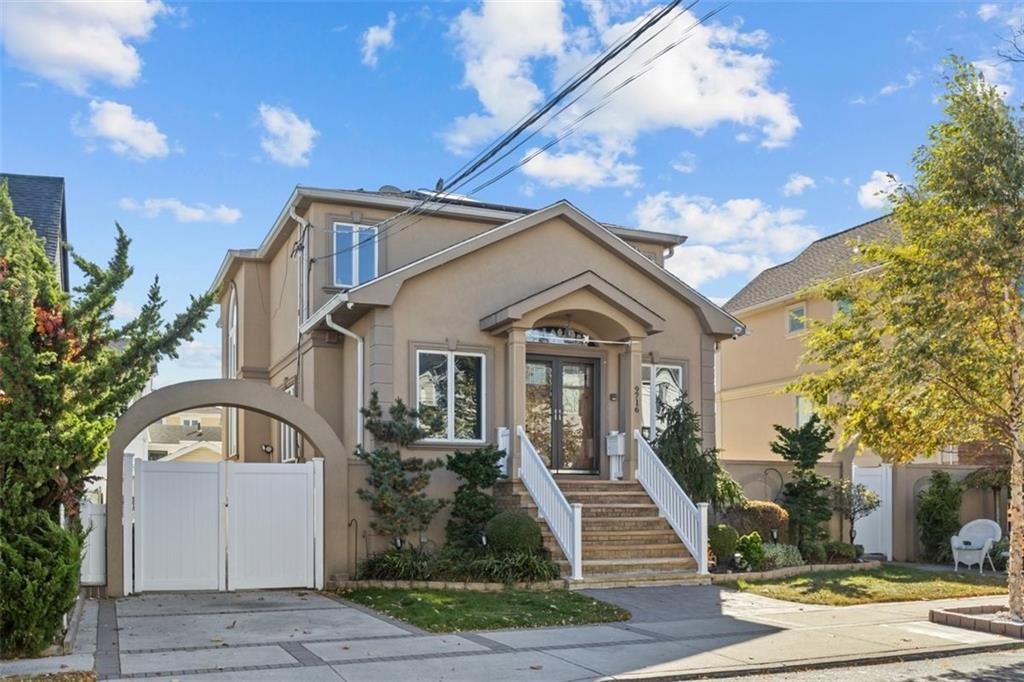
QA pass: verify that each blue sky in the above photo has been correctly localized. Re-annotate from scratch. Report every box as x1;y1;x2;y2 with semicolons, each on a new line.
2;1;1020;385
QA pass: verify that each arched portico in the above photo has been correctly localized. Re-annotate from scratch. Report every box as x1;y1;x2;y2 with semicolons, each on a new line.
105;379;348;596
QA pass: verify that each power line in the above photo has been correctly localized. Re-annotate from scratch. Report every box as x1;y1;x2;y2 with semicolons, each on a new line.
314;1;726;266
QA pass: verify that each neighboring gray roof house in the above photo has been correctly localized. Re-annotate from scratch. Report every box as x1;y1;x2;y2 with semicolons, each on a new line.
2;173;70;291
725;215;897;313
148;424;223;445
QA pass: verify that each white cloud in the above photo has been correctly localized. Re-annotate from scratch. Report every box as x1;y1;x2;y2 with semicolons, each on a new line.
75;99;169;160
2;0;167;95
977;3;1001;21
361;11;396;67
878;70;920;96
671;151;697;174
973;59;1015;101
443;1;798;190
257;104;318;167
633;192;818;287
112;300;140;319
782;173;815;197
120;197;242;223
857;170;901;210
176;340;221;370
519;148;641;189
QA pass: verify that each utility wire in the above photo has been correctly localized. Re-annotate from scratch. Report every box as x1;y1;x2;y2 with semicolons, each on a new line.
315;1;726;266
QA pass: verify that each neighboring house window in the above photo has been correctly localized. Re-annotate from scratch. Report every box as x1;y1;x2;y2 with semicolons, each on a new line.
796;395;815;427
226;285;239;457
415;350;485;442
182;418;201;429
333;223;378;287
279;384;298;463
836;299;853;316
786;303;807;335
641;363;685;439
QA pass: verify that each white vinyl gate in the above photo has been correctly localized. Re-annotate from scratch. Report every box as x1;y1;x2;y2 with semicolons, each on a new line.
852;463;893;560
124;456;323;593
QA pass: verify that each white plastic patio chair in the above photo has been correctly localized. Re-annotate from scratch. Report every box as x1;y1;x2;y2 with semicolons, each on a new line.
950;519;1001;573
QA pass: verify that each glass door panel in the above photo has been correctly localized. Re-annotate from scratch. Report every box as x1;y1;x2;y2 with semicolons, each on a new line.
560;363;595;472
525;360;554;467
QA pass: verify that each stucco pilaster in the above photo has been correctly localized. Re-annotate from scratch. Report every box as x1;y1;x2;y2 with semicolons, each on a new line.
506;327;527;479
620;337;644;480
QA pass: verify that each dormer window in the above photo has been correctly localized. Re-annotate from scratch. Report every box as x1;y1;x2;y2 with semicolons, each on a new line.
333;223;378;287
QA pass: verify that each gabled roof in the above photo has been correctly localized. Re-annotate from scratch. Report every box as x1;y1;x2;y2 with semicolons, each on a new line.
725;215;897;314
148;423;223;444
2;173;68;290
480;271;666;334
306;201;742;338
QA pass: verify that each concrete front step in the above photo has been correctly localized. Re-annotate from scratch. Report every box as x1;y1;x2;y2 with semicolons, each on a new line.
581;516;674;531
562;492;654;505
547;542;689;560
581;503;660;518
555;556;697;575
567;570;710;590
542;528;681;544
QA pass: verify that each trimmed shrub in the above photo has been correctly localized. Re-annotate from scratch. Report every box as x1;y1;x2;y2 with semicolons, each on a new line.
709;524;739;568
762;543;804;570
723;501;790;542
1;511;83;656
486;511;542;555
356;546;557;584
916;470;963;563
445;446;504;552
801;540;826;564
736;531;766;571
824;540;858;564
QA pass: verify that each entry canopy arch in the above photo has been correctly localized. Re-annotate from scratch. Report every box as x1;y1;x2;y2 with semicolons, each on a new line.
105;379;347;596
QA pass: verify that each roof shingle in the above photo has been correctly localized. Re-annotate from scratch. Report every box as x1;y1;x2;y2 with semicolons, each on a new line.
724;215;897;313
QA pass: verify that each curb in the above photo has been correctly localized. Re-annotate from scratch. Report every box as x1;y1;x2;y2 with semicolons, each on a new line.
607;640;1024;681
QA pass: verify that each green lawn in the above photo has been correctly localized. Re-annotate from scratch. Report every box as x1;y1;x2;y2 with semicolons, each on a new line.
339;588;630;632
729;565;1007;606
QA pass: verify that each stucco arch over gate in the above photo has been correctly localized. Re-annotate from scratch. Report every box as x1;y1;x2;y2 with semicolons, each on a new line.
105;379;348;596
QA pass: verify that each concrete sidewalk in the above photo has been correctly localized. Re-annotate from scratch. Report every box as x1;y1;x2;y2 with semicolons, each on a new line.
1;587;1019;681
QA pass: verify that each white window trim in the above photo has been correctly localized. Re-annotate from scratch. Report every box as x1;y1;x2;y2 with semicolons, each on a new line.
279;384;298;463
785;301;808;337
415;349;487;444
332;222;378;288
642;363;686;439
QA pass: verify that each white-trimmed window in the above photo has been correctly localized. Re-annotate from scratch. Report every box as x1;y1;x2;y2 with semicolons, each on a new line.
279;384;298;463
333;222;378;287
415;350;485;442
641;363;685;439
182;418;201;429
786;302;807;335
226;285;239;457
796;395;815;427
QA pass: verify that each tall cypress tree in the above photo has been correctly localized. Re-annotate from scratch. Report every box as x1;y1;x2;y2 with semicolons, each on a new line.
772;415;834;551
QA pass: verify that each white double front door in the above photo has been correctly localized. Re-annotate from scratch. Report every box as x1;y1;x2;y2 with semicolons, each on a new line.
126;458;324;593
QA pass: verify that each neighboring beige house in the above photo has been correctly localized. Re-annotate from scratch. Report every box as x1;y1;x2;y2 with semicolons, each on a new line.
147;407;223;462
718;215;1006;560
210;185;743;582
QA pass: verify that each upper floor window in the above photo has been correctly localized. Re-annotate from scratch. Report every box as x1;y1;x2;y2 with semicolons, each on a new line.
796;395;816;427
182;418;201;429
641;363;685;440
835;299;853;316
416;350;485;443
333;223;378;287
786;302;807;335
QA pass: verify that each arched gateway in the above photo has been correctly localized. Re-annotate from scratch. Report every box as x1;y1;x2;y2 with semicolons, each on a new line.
104;379;348;596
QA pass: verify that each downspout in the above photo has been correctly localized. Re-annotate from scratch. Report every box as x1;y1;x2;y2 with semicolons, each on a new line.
289;206;310;457
325;311;364;448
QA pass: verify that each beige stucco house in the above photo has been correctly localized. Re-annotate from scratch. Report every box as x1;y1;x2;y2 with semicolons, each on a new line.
147;407;223;462
718;216;1006;560
210;185;743;582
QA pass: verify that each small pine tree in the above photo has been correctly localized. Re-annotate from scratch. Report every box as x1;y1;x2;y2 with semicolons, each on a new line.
356;391;446;547
445;445;504;552
831;479;881;544
654;399;745;512
772;415;835;551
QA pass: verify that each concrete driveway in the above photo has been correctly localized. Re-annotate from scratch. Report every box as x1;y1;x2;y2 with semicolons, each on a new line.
4;586;1019;681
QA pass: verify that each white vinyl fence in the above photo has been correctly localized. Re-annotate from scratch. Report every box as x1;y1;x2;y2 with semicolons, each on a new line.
80;501;106;586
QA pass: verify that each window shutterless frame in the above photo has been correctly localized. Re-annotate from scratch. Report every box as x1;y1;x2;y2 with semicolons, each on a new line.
226;284;239;457
279;384;298;462
641;363;685;439
785;302;807;335
414;349;486;444
332;222;378;287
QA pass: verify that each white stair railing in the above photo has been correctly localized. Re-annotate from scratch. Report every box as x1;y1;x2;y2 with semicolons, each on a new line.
634;430;709;574
517;426;582;580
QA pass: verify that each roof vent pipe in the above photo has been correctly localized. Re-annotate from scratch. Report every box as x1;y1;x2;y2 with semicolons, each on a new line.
325;313;364;448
